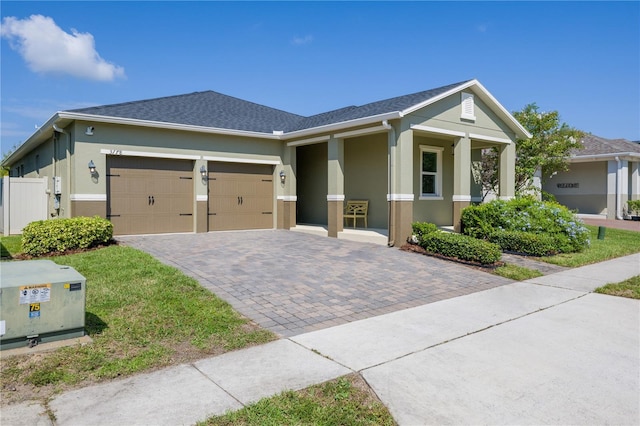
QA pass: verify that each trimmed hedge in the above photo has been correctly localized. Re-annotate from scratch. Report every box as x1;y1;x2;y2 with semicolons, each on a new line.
461;197;590;254
488;231;558;257
411;221;439;244
420;232;502;265
22;216;113;256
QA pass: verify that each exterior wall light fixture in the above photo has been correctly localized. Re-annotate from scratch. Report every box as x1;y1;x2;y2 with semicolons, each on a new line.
279;170;286;184
200;165;207;177
88;160;97;176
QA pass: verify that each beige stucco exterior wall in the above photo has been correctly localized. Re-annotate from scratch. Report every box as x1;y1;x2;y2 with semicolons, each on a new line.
411;135;454;226
71;121;282;196
67;122;283;230
344;134;387;229
296;142;328;225
544;162;608;215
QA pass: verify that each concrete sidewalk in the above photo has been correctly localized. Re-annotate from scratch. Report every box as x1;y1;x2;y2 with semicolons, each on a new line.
4;253;639;426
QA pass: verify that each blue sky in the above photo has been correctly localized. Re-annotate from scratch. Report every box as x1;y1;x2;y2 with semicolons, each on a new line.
1;1;639;155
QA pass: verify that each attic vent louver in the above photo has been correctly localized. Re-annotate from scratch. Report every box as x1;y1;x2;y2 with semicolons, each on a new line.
461;92;476;121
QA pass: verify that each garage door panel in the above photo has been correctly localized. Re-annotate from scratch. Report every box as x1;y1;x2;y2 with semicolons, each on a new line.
107;157;194;235
207;162;274;231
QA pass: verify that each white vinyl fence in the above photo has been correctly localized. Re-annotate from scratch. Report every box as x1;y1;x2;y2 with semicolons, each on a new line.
1;177;48;235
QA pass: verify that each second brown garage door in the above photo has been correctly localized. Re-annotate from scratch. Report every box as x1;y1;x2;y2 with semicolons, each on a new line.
107;156;194;235
208;162;274;231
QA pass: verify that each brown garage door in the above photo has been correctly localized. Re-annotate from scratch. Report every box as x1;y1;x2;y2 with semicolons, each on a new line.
208;162;274;231
107;156;194;235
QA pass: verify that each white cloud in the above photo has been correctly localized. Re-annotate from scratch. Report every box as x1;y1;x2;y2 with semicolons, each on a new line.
1;14;125;81
291;35;314;46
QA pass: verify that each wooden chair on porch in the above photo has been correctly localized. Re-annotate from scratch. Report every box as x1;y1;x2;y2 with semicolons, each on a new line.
344;200;368;228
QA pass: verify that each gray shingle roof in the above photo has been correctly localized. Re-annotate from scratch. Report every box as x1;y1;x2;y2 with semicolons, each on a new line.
68;91;304;133
68;80;472;134
289;80;469;131
574;134;640;156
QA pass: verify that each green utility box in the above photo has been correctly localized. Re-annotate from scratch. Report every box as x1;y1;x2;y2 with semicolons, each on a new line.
1;260;86;350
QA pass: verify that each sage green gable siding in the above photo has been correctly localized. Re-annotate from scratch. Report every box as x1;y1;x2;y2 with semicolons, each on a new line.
344;133;387;229
296;143;328;225
412;136;453;226
406;92;518;142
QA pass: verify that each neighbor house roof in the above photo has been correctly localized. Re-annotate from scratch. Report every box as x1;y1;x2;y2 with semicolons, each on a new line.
3;79;531;166
569;134;640;162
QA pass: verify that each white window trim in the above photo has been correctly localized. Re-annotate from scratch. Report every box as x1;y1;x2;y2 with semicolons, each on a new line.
461;92;476;121
420;145;443;199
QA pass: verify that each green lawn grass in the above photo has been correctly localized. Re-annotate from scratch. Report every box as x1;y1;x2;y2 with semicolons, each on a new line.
200;374;395;426
1;245;275;404
494;263;543;281
0;235;22;259
595;275;640;300
541;225;640;267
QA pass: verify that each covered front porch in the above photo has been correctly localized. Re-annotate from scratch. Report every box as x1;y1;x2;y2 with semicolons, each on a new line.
278;124;516;245
273;82;527;244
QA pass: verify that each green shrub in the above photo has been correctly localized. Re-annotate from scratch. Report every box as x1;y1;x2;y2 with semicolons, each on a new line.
22;216;113;256
627;200;640;215
411;222;439;244
488;231;558;257
420;232;501;265
461;197;589;253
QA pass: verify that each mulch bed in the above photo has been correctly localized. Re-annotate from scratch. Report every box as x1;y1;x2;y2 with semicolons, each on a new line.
10;240;119;260
400;242;505;270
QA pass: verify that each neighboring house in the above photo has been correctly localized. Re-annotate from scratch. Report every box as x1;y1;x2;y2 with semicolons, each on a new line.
543;134;640;219
2;79;530;242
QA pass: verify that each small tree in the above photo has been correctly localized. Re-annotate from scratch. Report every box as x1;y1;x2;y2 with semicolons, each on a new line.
481;103;584;197
1;143;20;177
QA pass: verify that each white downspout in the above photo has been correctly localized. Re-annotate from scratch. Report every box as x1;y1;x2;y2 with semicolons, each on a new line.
382;120;396;247
615;156;623;220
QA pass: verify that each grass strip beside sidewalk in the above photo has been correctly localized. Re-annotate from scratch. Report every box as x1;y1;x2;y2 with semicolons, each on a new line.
201;374;395;426
595;276;640;300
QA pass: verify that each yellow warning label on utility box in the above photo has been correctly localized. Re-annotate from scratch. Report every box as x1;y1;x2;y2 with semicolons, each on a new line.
19;284;51;304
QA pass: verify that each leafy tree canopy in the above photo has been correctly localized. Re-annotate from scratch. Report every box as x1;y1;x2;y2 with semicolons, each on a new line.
481;103;584;198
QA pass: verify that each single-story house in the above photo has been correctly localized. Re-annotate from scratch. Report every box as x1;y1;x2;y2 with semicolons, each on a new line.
2;79;530;243
543;134;640;219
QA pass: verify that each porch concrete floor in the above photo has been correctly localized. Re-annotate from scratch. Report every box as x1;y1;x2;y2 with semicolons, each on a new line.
291;224;389;245
118;230;514;337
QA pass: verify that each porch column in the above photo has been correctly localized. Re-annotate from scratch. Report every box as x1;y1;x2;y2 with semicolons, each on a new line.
631;161;639;201
452;135;471;232
606;160;618;219
327;137;344;237
470;148;483;202
277;145;297;229
499;142;516;199
388;124;414;244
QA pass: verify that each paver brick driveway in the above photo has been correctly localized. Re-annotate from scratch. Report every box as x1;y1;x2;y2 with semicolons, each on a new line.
119;230;513;337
